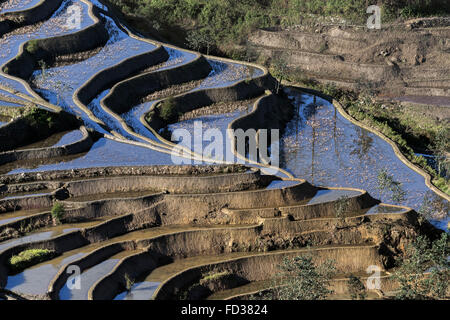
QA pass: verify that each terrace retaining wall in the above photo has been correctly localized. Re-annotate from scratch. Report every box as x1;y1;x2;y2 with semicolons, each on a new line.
229;93;293;135
48;242;130;299
0;0;64;37
103;55;212;114
0;165;247;185
147;73;278;132
0;126;94;165
154;245;381;299
64;169;272;196
161;182;317;224
90;226;262;300
76;46;169;106
0;111;80;152
4;4;108;79
281;189;379;220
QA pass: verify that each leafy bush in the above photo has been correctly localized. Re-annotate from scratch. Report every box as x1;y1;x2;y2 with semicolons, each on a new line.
24;107;55;129
347;274;367;300
9;249;56;273
159;97;178;122
51;202;65;224
392;233;449;300
384;0;450;19
269;254;336;300
25;40;39;54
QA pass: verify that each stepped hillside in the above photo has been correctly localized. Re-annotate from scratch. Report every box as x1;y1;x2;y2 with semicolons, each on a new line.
0;0;447;301
248;19;450;107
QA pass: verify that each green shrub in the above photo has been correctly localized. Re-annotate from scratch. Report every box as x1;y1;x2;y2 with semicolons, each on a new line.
8;249;56;273
25;40;39;54
159;97;178;122
392;233;449;300
377;168;407;204
51;202;65;223
322;83;338;98
24;107;55;129
347;274;367;300
269;254;336;300
433;177;449;194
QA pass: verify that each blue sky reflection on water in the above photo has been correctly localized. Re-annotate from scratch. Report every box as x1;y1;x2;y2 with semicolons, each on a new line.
280;88;448;230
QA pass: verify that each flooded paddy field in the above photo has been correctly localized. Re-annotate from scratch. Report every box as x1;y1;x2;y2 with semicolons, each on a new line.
280;88;448;230
0;0;447;302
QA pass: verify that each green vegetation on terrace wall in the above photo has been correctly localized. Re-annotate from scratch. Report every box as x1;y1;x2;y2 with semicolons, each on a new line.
109;0;450;56
8;249;57;274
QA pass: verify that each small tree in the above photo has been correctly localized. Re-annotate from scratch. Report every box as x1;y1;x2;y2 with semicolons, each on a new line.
244;43;258;62
54;81;73;107
51;202;65;225
38;60;47;81
335;195;349;222
124;273;134;292
431;127;449;178
347;274;367;300
377;168;406;204
199;28;214;56
392;233;449;300
186;30;202;52
186;27;215;55
271;254;336;300
417;195;433;226
159;97;178;122
271;54;289;95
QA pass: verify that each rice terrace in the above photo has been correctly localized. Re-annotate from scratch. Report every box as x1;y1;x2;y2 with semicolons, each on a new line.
0;0;448;303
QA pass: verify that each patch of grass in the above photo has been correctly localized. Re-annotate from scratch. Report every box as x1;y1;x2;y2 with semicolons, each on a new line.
199;271;231;285
8;249;56;273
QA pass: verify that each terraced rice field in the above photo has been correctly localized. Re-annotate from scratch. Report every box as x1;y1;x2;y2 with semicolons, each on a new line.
0;0;448;300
